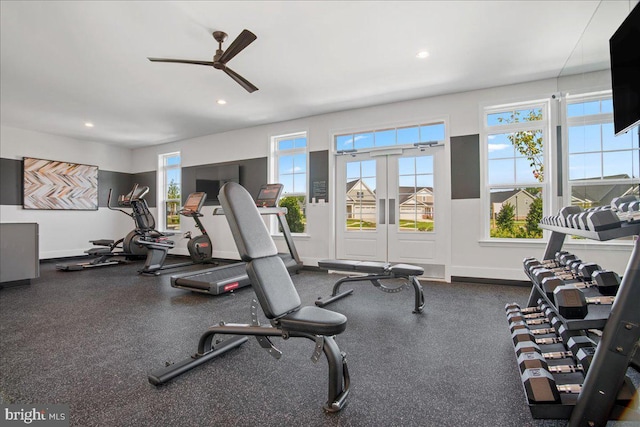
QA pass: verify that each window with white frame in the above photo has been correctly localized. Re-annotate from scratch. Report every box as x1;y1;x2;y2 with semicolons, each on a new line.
335;122;445;151
566;93;639;214
272;132;307;233
484;102;548;239
158;152;181;231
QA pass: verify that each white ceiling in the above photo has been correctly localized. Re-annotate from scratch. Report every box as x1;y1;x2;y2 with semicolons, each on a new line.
0;1;636;149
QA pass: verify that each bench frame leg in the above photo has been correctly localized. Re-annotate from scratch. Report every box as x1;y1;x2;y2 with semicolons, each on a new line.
316;273;425;313
147;324;349;412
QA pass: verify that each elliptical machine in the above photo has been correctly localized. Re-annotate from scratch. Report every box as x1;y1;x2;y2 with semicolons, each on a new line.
138;192;214;275
56;184;160;271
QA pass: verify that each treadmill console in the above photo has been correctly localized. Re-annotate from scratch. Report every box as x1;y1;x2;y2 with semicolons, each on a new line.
255;183;284;208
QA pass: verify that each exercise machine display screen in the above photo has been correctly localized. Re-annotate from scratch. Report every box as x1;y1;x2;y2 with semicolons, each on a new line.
182;192;207;213
255;184;284;208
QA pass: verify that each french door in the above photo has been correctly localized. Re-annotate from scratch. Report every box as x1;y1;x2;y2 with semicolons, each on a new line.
335;146;448;279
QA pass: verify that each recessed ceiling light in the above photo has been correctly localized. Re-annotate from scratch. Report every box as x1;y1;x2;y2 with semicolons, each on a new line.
416;51;429;59
84;122;94;128
217;99;227;105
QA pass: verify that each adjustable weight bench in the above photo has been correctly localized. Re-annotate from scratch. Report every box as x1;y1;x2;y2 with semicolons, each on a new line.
315;260;425;314
148;182;350;413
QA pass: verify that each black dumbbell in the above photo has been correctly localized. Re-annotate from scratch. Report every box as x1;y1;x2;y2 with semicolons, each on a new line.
522;367;582;403
513;335;595;358
553;286;616;319
512;329;562;346
592;270;622;296
517;350;591;374
511;321;584;347
509;318;548;332
541;269;620;299
504;302;539;314
586;209;621;232
523;251;570;270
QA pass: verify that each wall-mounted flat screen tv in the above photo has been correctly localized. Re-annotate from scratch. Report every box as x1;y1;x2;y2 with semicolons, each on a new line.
195;164;240;205
609;2;640;135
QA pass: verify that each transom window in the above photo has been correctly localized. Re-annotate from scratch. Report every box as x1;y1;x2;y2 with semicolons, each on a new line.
336;122;445;151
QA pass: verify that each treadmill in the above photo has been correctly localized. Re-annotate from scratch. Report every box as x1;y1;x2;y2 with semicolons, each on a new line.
170;183;303;295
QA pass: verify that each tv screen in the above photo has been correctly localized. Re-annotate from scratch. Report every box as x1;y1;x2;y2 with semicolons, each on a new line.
609;2;640;135
194;164;240;205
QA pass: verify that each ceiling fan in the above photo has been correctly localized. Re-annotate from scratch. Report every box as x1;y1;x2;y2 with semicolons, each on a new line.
148;29;258;93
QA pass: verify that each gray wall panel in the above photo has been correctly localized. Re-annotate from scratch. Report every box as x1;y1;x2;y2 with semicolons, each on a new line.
0;158;22;206
182;158;267;205
132;171;157;207
309;150;329;203
451;134;480;200
98;170;133;208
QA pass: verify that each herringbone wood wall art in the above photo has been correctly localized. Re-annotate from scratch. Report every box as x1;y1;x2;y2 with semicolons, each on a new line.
23;157;98;210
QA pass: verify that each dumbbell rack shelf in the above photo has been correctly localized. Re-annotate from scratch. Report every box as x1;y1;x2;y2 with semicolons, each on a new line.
517;223;640;426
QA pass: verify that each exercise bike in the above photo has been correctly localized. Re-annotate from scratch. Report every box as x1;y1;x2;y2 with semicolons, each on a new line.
56;184;161;271
137;192;215;275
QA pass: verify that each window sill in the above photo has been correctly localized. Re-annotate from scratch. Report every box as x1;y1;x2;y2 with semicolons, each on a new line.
271;233;310;239
478;238;635;250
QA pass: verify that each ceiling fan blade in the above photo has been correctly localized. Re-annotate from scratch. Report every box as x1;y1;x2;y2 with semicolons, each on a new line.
223;67;258;93
218;29;257;64
147;58;215;67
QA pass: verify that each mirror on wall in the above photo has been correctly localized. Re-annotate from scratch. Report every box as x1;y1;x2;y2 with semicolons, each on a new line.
559;0;639;79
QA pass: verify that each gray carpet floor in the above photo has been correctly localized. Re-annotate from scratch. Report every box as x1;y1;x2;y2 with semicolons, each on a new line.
0;259;638;427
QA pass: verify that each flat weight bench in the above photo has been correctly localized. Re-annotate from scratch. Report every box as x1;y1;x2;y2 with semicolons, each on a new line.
315;260;425;314
148;182;350;413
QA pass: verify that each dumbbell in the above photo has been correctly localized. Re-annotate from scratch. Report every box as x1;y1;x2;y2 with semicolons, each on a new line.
517;350;591;374
504;302;540;314
586;209;621;231
522;367;583;402
553;285;616;319
612;195;639;212
536;260;598;283
512;322;585;347
540;269;621;298
558;206;583;227
526;252;575;271
513;335;595;358
507;304;556;324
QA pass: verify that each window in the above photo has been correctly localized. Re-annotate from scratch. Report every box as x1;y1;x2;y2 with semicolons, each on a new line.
566;94;639;211
398;156;434;232
336;123;445;151
158;152;181;231
272;132;307;233
484;103;548;239
345;160;377;230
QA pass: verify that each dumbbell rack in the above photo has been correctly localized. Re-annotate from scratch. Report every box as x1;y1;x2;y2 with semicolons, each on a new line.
517;222;640;426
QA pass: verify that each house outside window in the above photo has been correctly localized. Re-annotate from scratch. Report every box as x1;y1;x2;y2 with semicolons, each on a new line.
484;102;548;239
272;132;308;233
158;152;181;231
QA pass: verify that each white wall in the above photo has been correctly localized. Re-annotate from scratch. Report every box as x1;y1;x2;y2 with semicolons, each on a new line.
3;70;633;278
0;126;135;259
132;71;634;280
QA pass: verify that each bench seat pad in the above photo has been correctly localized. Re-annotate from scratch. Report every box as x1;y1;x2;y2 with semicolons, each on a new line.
279;306;347;336
389;264;424;276
318;259;389;274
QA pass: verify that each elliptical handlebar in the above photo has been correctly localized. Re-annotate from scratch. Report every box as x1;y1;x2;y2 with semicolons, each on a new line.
107;184;150;217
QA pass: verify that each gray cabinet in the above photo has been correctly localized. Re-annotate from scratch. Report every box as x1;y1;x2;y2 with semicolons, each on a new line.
0;223;39;286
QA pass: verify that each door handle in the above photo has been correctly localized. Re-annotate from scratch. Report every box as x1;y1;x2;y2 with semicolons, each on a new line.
389;198;395;225
379;199;386;224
